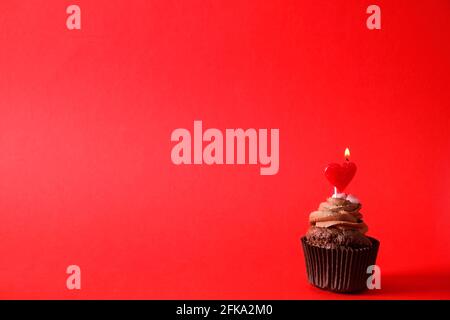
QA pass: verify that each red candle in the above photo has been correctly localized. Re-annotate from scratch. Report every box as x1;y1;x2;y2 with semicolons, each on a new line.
324;148;357;193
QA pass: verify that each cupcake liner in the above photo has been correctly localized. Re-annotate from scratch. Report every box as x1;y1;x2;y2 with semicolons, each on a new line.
301;236;379;293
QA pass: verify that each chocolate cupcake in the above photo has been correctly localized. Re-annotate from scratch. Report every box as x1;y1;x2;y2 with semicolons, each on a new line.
301;194;379;293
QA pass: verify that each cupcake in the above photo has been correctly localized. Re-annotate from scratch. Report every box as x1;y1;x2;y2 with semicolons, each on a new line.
301;193;379;293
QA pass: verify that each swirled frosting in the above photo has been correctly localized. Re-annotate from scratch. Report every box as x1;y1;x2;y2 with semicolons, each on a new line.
309;196;368;234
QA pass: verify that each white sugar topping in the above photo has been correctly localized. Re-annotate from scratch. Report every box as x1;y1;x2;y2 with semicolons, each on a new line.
332;192;347;199
346;194;360;204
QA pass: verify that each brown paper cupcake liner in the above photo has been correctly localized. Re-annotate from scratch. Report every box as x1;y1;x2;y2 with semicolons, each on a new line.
301;236;379;293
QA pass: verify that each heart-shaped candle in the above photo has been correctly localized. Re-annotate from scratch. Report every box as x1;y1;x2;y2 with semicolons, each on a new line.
324;148;357;192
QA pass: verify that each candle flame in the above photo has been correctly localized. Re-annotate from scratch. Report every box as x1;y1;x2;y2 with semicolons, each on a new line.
345;148;350;160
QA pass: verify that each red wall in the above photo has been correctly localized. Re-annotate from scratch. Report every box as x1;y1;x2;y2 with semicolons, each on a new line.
0;0;449;299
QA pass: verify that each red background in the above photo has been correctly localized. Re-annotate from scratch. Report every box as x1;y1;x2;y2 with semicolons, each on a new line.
1;0;450;299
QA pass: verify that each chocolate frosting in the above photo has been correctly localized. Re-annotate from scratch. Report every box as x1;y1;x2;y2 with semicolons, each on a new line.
309;197;368;234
